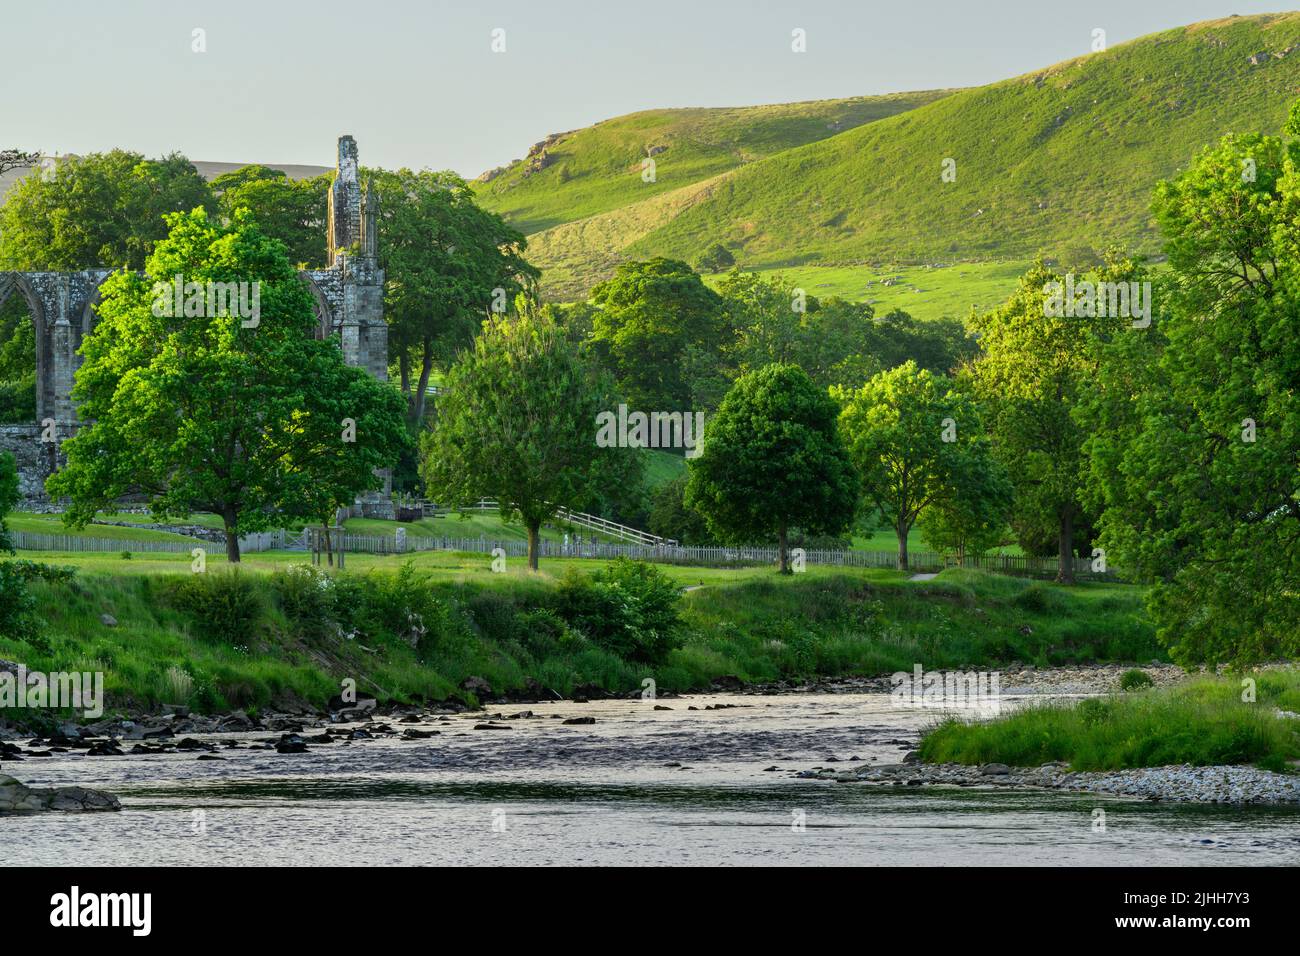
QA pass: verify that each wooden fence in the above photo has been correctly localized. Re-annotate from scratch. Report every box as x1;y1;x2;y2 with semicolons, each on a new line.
11;529;289;554
11;527;1115;580
325;532;1117;580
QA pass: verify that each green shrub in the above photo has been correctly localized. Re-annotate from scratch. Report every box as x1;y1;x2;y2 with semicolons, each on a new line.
357;562;450;650
1119;669;1155;691
555;558;682;664
516;607;586;659
0;560;41;644
165;570;268;642
271;564;339;639
1012;583;1063;613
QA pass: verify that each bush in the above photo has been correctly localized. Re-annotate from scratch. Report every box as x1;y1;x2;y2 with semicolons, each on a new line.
0;560;41;644
1119;668;1155;691
271;564;339;639
352;562;450;650
0;559;74;650
165;570;268;642
516;607;587;659
555;558;682;664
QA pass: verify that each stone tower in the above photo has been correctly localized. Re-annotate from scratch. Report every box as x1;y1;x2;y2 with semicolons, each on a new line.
327;135;388;387
327;135;361;263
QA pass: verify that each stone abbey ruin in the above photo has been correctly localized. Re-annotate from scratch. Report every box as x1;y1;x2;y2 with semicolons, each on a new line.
0;136;388;500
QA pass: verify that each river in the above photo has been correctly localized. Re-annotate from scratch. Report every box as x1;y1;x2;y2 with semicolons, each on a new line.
5;692;1299;865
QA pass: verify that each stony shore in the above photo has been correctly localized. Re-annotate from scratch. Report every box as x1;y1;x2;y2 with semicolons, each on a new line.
741;662;1191;697
798;758;1300;804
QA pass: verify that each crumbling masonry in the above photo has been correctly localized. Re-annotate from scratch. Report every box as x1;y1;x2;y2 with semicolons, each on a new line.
0;136;388;500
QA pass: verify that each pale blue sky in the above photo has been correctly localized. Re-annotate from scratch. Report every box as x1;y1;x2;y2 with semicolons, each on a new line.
1;1;1291;176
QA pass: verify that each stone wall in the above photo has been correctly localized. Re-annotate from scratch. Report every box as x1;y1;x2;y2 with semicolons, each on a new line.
0;424;60;501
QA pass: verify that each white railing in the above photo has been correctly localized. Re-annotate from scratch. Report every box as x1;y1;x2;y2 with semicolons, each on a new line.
418;498;675;547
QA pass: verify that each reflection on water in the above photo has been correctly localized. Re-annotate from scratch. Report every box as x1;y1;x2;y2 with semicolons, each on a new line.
4;693;1299;865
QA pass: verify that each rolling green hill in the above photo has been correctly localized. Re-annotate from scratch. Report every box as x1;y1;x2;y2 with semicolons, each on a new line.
473;91;953;235
515;13;1300;303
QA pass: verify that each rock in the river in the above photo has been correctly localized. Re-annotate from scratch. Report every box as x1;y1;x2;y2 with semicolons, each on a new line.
0;774;121;812
562;716;596;725
459;676;493;699
275;734;309;754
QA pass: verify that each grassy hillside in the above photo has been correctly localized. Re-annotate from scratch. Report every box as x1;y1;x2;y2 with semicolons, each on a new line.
525;13;1300;300
474;92;952;235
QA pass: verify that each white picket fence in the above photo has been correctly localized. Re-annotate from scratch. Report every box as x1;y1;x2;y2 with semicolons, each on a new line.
11;526;1113;580
11;529;289;554
322;532;1115;579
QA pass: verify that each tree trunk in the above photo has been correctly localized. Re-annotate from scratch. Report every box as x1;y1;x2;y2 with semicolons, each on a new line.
1056;509;1075;585
324;523;334;568
526;521;540;571
778;523;790;574
399;353;412;415
896;522;909;572
224;527;241;564
413;340;434;423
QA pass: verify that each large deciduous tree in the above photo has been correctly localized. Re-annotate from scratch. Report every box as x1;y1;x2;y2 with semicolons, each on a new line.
419;308;635;571
0;150;212;270
590;258;727;412
685;363;857;573
837;361;1005;570
46;208;408;562
210;165;330;267
1081;113;1300;665
372;168;537;423
964;259;1128;582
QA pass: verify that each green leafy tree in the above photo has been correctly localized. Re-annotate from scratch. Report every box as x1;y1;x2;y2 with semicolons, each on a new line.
0;451;19;552
647;474;711;545
46;208;408;562
372;168;537;423
837;362;1003;570
0;150;212;270
1081;116;1300;665
211;165;330;267
685;363;856;573
965;259;1128;582
0;295;36;422
590;258;727;411
420;309;636;570
918;463;1013;564
716;272;975;394
695;242;736;273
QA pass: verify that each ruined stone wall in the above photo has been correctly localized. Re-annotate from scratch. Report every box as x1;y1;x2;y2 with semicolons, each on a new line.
0;424;61;502
1;136;389;503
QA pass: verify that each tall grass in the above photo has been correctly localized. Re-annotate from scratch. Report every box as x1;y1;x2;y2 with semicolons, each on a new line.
919;674;1300;772
0;560;1158;716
